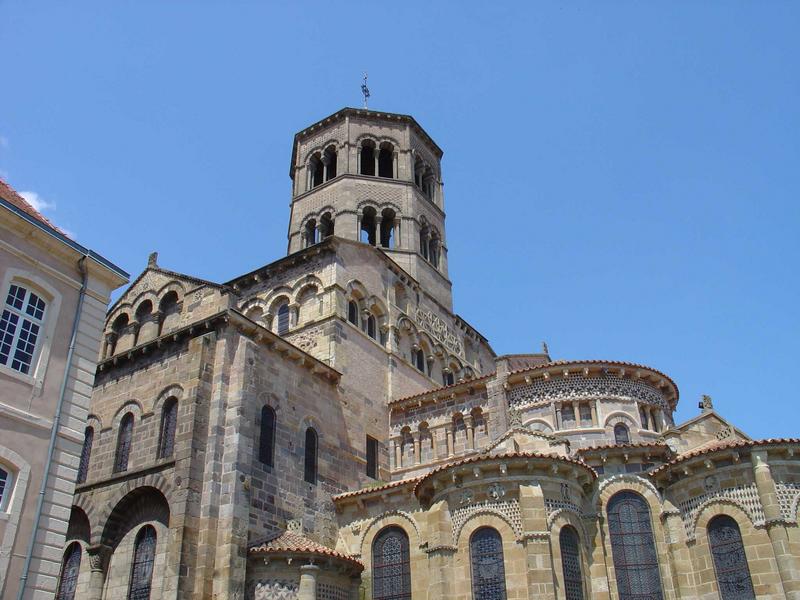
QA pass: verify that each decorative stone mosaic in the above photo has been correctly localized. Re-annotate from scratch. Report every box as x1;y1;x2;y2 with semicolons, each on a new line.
318;582;350;600
545;498;582;519
414;308;462;355
508;374;668;409
451;499;522;541
775;481;800;522
678;483;764;539
248;579;299;600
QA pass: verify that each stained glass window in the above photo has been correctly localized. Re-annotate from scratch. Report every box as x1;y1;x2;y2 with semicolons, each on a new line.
708;515;755;600
77;427;93;484
114;413;134;473
304;427;318;484
614;424;630;444
276;303;290;335
128;525;156;600
158;398;178;459
372;527;411;600
1;284;46;375
607;491;663;600
560;526;584;600
470;527;507;600
259;406;276;466
56;542;82;600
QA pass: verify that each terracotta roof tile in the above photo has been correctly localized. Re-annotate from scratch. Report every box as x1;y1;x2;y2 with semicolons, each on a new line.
649;438;800;477
389;373;495;406
575;442;672;454
249;530;363;568
0;178;64;234
332;477;422;501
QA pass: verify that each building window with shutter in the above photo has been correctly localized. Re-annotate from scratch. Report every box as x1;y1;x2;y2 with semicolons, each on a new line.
366;435;379;479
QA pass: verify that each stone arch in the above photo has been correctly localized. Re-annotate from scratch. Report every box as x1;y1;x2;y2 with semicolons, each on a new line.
111;400;144;427
100;486;170;549
358;511;422;558
65;505;91;544
240;297;268;315
550;511;591;600
524;418;554;434
548;508;589;547
692;497;758;540
454;508;519;546
92;476;174;546
264;289;293;314
152;384;184;415
603;410;637;428
86;413;103;431
302;140;340;164
130;291;159;317
73;494;100;533
594;474;663;511
345;279;369;301
155;281;186;302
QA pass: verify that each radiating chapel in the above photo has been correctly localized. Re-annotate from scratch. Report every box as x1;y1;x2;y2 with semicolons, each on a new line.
57;108;800;600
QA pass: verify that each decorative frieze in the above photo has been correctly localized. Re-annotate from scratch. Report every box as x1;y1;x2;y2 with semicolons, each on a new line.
508;374;668;409
775;481;800;522
414;308;462;355
247;578;299;600
678;483;764;539
451;498;522;541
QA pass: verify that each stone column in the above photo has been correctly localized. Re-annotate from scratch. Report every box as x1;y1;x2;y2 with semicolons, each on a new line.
752;450;800;597
104;332;117;358
322;153;331;181
465;415;475;450
446;427;454;457
572;402;580;427
298;563;320;600
413;433;421;465
374;148;380;176
554;403;562;430
519;484;557;598
431;428;439;458
590;401;598;427
375;216;383;247
394;218;402;248
392;439;401;470
584;514;611;600
86;544;111;600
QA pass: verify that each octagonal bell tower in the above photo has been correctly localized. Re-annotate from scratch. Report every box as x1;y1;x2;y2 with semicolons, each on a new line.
287;108;453;310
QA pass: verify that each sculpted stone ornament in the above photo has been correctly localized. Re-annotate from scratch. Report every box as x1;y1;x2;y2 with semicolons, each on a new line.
460;489;474;505
414;308;462;355
507;407;523;429
487;483;505;501
700;394;714;412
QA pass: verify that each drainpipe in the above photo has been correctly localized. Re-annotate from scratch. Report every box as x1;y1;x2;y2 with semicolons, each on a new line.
17;254;89;600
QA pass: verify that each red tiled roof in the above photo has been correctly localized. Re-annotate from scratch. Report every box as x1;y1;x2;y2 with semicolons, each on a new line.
333;477;422;501
0;178;64;234
389;373;495;406
249;530;363;569
414;451;596;495
649;438;800;477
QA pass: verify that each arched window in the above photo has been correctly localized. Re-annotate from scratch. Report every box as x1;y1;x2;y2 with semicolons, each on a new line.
560;526;584;600
419;227;429;260
360;141;375;176
428;236;440;268
372;527;411;600
470;527;507;600
76;426;93;484
614;423;630;444
158;291;179;336
366;314;377;339
347;301;359;326
413;348;425;373
276;302;290;335
128;525;157;600
55;542;82;600
607;491;663;600
304;219;318;247
0;466;10;510
639;406;649;430
259;406;276;467
1;282;47;374
378;144;394;178
309;153;324;189
304;427;318;484
320;212;334;238
361;207;377;245
324;146;337;181
114;413;134;473
380;208;396;248
708;515;755;600
443;370;454;386
158;398;178;459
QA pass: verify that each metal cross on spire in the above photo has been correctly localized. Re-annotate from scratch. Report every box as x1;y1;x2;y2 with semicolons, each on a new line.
361;72;370;109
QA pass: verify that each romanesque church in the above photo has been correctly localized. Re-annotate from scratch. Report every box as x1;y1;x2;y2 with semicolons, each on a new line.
57;108;800;600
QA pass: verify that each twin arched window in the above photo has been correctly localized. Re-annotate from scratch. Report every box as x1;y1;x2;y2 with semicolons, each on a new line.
614;423;630;445
259;406;276;467
304;427;318;484
607;491;663;599
76;426;93;484
470;527;507;600
708;515;755;600
372;526;411;600
1;282;47;375
158;398;178;459
55;542;81;600
360;141;394;178
128;525;157;600
114;413;134;473
560;526;584;600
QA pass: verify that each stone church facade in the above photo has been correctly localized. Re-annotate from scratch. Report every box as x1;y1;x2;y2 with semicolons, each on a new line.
57;108;800;600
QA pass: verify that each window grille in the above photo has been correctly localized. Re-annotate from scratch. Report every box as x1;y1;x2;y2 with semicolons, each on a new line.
708;515;755;600
158;399;178;459
614;424;630;444
366;435;379;479
0;284;46;374
348;301;359;325
372;527;411;600
560;526;584;600
77;427;94;484
259;406;276;466
56;542;82;600
0;467;8;509
607;491;663;600
276;303;290;335
470;527;507;600
114;413;134;473
304;427;318;484
128;525;157;600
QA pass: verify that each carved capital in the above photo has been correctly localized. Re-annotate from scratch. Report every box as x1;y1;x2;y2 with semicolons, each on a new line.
86;544;112;572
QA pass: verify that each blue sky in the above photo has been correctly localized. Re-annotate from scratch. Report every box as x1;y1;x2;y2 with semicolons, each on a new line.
1;2;798;438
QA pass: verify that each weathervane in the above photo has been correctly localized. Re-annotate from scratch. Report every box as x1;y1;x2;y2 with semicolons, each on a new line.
361;72;370;109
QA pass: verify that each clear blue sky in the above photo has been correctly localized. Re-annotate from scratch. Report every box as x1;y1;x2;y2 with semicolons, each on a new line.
1;2;798;438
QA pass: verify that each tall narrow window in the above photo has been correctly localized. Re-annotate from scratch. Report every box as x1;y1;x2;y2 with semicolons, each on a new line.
372;527;411;600
56;542;82;600
304;427;318;484
614;423;630;444
348;300;359;325
0;467;9;510
158;398;178;459
366;314;377;339
560;526;584;600
414;348;425;373
378;145;394;178
259;406;276;467
443;371;454;386
639;406;649;430
360;142;375;176
470;527;507;600
1;283;47;375
114;413;134;473
276;303;290;335
607;491;663;600
77;426;94;484
708;515;755;600
366;435;379;479
128;525;157;600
